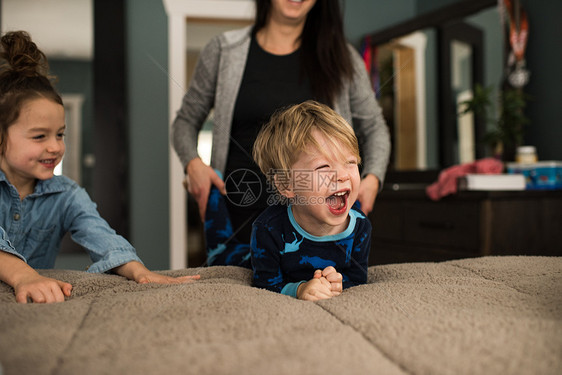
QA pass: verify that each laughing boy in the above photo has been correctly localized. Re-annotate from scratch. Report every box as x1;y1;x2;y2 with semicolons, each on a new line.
251;100;371;301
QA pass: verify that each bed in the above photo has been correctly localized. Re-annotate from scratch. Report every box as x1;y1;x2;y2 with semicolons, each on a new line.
0;256;560;375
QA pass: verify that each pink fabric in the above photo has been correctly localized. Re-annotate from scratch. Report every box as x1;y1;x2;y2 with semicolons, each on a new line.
425;158;504;200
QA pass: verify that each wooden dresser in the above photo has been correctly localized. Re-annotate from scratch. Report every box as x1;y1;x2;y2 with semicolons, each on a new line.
368;188;562;265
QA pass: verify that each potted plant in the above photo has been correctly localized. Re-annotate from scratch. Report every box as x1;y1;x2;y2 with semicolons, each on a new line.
459;83;530;161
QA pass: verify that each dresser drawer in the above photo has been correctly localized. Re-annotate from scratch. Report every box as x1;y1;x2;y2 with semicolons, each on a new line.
370;189;562;265
403;201;481;251
370;200;403;240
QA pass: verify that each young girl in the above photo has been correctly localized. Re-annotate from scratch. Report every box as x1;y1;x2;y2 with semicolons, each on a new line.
0;31;199;304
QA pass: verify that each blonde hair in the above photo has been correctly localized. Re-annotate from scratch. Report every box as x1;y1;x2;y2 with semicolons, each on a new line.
253;100;360;191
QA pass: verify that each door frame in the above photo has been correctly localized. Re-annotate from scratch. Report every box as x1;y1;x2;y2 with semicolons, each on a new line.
162;0;254;269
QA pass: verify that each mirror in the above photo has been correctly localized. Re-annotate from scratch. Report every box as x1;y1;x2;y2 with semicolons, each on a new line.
451;39;477;164
372;29;434;171
362;0;502;176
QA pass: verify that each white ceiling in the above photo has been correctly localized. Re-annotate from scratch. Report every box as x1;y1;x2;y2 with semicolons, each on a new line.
1;0;93;60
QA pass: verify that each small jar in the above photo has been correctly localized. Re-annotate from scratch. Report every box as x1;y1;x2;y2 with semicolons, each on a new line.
516;146;538;164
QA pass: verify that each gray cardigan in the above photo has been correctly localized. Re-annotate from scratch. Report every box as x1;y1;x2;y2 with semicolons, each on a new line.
172;26;390;183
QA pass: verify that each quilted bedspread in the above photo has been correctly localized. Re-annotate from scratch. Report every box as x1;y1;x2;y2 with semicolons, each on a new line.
0;256;560;375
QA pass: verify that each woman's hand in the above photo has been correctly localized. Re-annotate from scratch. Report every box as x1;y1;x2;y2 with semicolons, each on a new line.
357;174;380;215
185;158;226;221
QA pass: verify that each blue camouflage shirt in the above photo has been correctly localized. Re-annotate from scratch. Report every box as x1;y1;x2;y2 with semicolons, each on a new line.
251;204;371;297
0;171;142;273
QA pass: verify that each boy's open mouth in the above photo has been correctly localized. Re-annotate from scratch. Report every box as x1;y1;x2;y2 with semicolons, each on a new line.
326;190;349;215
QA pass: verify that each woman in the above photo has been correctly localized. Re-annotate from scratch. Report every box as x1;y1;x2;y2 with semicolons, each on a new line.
172;0;390;260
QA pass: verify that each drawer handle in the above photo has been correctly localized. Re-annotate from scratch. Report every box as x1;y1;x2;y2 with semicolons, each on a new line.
419;221;455;230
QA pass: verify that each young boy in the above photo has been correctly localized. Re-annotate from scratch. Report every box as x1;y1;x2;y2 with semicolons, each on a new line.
251;100;371;301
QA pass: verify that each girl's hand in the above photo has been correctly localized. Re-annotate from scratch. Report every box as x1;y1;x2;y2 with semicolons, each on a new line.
14;274;72;304
135;271;201;285
0;252;72;303
113;261;200;285
357;174;380;215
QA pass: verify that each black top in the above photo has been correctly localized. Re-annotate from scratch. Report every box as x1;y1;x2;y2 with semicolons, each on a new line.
224;34;314;242
251;204;371;295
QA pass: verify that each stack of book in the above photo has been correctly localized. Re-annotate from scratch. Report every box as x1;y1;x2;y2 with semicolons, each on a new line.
457;174;526;191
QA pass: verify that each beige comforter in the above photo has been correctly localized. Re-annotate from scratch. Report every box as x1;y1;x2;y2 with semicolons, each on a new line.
0;256;560;375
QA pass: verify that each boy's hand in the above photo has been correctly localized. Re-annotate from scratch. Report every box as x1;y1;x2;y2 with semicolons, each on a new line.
317;266;343;296
297;272;333;301
14;274;72;304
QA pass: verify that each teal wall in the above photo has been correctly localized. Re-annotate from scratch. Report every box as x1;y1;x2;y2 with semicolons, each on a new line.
126;0;170;270
343;0;417;48
523;0;562;160
49;60;94;194
416;0;459;14
124;0;561;270
424;28;439;168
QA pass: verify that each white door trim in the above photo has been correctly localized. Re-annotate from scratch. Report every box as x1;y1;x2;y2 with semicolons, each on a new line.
162;0;254;269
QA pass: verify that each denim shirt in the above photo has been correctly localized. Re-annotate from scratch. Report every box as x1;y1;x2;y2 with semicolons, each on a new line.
0;171;142;273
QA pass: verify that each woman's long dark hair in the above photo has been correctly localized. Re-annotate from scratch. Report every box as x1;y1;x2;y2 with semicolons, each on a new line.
254;0;353;107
